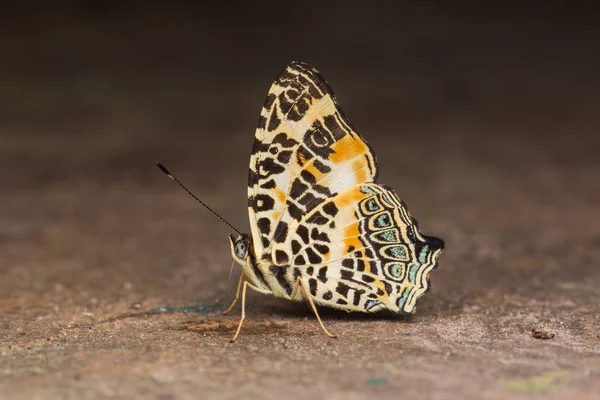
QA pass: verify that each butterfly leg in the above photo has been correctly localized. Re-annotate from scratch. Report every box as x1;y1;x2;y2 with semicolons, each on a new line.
290;277;337;338
230;281;271;343
222;273;244;315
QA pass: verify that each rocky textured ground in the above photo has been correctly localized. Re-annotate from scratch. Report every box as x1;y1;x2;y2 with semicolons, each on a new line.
1;5;599;399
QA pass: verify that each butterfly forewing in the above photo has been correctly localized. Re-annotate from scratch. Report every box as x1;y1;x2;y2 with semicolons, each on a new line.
247;62;378;258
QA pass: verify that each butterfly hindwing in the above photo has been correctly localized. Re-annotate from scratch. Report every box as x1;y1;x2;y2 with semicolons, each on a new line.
271;183;444;313
248;62;378;258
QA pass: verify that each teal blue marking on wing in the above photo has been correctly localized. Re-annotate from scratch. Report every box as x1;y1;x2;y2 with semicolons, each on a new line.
388;245;406;259
375;213;391;228
397;288;411;309
408;263;421;283
361;186;375;194
365;299;383;311
366;198;379;212
418;245;430;263
390;263;403;278
374;229;398;243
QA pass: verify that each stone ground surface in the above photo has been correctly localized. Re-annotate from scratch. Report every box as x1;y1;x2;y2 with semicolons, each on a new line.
1;4;599;400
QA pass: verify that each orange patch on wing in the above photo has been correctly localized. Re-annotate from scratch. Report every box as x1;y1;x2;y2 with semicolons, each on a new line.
343;221;363;252
304;161;325;182
271;211;282;222
336;189;365;209
352;160;367;183
372;279;390;301
273;188;286;204
329;136;368;164
297;152;307;166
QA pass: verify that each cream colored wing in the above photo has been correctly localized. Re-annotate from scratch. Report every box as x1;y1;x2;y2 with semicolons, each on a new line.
247;62;378;258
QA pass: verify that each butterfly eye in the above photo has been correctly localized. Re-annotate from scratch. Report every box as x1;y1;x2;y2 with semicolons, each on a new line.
235;240;248;259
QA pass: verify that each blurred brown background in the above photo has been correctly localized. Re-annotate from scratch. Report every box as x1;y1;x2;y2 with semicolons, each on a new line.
1;2;599;399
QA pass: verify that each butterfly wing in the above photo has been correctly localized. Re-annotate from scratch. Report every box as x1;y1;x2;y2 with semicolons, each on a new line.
248;62;378;258
272;183;444;314
247;62;443;313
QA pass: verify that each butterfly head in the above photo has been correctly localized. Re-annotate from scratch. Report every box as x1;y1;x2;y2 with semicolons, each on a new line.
229;234;251;264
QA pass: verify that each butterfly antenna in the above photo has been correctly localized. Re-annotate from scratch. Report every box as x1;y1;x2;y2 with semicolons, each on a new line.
156;162;242;235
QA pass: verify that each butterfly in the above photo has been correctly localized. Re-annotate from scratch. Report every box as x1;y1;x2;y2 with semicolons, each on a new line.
159;61;444;342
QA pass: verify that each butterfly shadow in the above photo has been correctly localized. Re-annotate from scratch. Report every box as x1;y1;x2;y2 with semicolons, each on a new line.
258;301;414;323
